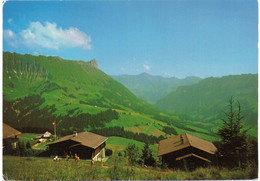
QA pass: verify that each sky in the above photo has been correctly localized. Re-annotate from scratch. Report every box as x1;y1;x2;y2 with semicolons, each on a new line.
3;0;258;78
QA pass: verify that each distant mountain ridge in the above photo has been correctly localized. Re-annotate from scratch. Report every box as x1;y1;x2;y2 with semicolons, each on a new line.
155;74;258;135
111;73;201;104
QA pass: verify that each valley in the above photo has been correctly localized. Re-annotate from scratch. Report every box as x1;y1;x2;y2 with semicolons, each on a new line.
3;52;258;143
3;52;258;180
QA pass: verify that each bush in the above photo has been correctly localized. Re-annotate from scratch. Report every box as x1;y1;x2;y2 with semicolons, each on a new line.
105;149;113;156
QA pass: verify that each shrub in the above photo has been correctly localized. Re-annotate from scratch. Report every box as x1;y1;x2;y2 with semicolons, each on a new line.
105;149;113;156
108;151;120;180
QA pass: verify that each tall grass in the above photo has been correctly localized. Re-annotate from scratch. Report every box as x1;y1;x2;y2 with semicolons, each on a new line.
3;156;258;180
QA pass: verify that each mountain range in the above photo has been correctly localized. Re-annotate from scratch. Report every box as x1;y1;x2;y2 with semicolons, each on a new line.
112;73;201;104
3;52;257;141
113;72;258;137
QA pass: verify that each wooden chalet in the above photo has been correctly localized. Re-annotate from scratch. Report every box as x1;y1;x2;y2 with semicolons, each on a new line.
158;133;217;168
3;123;22;149
34;131;52;143
48;131;107;161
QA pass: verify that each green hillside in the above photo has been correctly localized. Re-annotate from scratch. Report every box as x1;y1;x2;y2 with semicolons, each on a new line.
155;74;258;136
4;52;253;142
112;73;201;104
5;52;214;142
3;52;158;114
3;52;161;132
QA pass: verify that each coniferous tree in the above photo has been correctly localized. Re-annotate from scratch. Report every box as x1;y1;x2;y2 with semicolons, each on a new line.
26;141;31;150
141;142;156;166
217;97;248;168
124;143;140;166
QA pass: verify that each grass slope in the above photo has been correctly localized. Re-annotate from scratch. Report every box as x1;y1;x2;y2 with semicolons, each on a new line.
3;52;238;142
3;52;164;133
3;52;158;116
3;156;257;180
155;74;258;137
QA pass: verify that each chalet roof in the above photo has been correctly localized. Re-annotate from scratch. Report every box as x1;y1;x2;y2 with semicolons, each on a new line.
157;133;217;156
49;131;108;149
3;123;22;139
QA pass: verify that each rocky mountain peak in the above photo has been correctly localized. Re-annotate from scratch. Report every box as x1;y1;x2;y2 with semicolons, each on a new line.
88;59;98;68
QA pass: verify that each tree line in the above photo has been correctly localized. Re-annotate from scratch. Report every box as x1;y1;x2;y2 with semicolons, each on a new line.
3;94;119;135
91;127;165;145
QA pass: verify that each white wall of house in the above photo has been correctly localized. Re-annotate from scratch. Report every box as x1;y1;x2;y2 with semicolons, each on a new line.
93;148;106;161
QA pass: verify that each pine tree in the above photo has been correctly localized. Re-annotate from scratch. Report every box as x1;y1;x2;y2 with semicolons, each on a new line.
26;141;31;150
141;142;156;166
124;143;139;166
217;97;248;168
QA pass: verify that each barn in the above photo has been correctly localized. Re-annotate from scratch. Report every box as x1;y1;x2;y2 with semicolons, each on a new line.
3;123;22;149
158;133;217;169
48;131;107;161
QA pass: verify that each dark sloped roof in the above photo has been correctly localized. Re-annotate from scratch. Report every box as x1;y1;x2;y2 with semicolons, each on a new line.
49;131;108;149
157;133;217;156
3;123;22;139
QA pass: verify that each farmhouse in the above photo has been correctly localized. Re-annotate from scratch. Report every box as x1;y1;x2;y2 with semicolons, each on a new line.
48;131;107;161
34;131;52;143
158;133;217;168
3;123;22;149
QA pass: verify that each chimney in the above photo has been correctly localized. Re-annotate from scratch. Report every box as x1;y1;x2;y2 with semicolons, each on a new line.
73;131;77;137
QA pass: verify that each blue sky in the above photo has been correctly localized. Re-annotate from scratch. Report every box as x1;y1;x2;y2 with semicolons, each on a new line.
3;0;258;78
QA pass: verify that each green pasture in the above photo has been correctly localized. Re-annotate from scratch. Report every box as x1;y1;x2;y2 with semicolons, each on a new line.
17;133;38;146
3;156;257;180
106;136;158;156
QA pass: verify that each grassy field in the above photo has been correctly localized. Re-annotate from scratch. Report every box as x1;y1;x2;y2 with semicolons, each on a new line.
3;156;257;180
18;133;51;150
106;136;145;150
106;136;158;156
17;133;38;147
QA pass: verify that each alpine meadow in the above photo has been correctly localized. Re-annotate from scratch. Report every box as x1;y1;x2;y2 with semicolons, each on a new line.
3;1;258;180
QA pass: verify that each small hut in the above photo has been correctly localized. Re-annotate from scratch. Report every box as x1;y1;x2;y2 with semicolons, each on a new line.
158;133;217;168
48;131;107;161
43;131;52;138
3;123;22;149
34;131;53;143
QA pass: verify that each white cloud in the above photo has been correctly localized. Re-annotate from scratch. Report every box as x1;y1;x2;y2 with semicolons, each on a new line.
143;61;151;70
4;21;92;50
164;72;174;78
8;18;13;25
143;64;150;70
3;29;15;38
3;29;18;46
